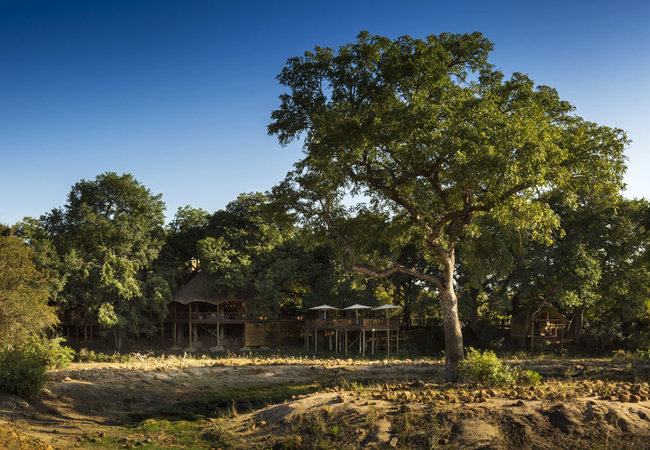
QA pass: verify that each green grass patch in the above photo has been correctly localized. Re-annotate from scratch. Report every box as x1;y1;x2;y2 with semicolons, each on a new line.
127;383;326;423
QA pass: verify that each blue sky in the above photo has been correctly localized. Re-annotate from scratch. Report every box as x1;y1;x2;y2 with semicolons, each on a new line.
1;0;648;225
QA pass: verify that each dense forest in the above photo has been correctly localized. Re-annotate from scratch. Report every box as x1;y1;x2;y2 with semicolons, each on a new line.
2;171;649;354
1;32;649;389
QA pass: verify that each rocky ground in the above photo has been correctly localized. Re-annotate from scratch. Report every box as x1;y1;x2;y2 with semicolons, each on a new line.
1;355;650;448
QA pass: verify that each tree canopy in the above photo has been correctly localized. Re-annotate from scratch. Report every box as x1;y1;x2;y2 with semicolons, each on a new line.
42;172;169;350
269;31;628;381
0;235;58;346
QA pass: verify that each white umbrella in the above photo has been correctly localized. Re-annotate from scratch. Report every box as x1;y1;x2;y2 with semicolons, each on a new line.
309;304;339;319
373;304;402;318
343;303;373;319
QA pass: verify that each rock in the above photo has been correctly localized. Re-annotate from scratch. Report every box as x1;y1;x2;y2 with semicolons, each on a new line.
239;346;252;352
335;394;346;403
630;395;641;403
64;376;73;382
170;346;183;351
390;437;398;448
618;393;630;403
209;345;225;353
259;346;271;351
183;347;198;353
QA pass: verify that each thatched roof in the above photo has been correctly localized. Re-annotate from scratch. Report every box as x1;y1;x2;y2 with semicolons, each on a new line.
171;271;252;306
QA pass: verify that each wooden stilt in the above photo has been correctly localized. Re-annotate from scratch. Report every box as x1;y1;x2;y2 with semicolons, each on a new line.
372;330;375;355
217;322;220;345
530;322;535;354
345;330;348;356
387;329;391;357
396;328;399;355
335;330;338;355
173;322;177;347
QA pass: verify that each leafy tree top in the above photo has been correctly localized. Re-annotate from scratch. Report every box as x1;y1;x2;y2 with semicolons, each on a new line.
269;31;629;287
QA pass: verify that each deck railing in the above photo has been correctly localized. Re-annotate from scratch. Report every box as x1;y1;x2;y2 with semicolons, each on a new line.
303;317;402;328
171;312;247;321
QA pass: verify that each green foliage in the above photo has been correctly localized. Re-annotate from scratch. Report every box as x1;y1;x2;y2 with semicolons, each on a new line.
0;235;58;346
459;348;541;388
0;347;48;397
42;172;169;350
76;348;131;363
0;338;73;397
269;31;628;380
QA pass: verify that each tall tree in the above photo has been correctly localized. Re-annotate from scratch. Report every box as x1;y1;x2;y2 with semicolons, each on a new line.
42;173;169;350
0;235;58;346
268;31;628;380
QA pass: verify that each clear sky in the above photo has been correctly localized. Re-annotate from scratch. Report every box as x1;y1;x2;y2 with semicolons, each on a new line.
1;0;648;226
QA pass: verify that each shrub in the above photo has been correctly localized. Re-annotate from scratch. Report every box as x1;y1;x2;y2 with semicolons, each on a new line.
31;337;75;369
0;338;74;397
459;347;541;388
513;368;542;386
459;348;514;388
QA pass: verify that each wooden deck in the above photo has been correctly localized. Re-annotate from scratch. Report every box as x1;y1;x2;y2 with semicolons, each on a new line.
302;317;402;330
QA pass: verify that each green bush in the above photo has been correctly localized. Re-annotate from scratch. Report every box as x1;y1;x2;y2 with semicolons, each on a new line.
513;368;542;386
0;338;74;397
76;348;130;363
0;347;49;397
31;337;75;369
459;347;541;388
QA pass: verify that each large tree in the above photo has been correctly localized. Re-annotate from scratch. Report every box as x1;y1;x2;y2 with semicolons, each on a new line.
43;172;169;350
0;234;58;346
268;31;628;381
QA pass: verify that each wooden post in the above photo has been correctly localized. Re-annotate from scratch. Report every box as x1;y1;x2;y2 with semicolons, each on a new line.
173;322;177;347
345;330;348;356
372;330;375;355
217;322;220;346
362;330;366;357
387;329;390;356
530;321;535;354
396;328;399;354
335;330;338;355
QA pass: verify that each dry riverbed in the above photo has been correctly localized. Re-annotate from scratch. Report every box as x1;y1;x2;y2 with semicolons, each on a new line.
2;355;650;449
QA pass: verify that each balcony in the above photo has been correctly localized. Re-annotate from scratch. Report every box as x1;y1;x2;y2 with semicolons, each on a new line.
302;317;402;329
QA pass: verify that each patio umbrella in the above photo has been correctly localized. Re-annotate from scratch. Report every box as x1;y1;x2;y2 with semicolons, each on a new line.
309;304;339;319
373;304;402;318
343;303;373;319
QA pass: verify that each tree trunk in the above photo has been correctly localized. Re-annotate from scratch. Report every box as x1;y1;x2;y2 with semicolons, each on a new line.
439;255;464;382
467;287;480;331
114;328;123;352
574;306;584;347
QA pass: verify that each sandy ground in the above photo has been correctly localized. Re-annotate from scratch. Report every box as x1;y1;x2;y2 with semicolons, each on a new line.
2;357;650;448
